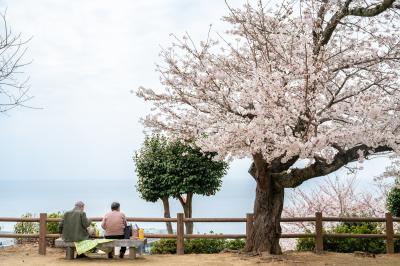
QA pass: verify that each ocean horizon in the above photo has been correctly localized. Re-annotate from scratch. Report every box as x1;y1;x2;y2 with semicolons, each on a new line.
0;177;256;235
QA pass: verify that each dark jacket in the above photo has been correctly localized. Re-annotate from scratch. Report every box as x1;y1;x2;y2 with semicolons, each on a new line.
59;207;91;242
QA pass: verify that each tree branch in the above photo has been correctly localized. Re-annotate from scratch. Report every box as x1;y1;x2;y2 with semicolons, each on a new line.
177;195;186;207
318;0;396;50
275;145;392;188
349;0;397;17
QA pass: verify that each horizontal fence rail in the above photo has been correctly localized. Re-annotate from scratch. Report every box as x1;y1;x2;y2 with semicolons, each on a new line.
184;218;246;222
0;212;399;255
0;218;40;222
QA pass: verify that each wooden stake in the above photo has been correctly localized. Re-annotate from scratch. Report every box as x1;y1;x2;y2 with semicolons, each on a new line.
315;212;323;253
39;213;47;255
176;213;184;255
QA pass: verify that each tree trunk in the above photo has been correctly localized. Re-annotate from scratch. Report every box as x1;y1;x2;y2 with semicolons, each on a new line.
178;193;193;234
244;156;284;255
161;196;173;234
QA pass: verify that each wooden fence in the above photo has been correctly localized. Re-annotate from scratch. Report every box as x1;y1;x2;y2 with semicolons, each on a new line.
0;212;399;255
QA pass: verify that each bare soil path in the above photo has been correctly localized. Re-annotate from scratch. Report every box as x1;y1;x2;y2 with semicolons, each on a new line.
1;245;400;265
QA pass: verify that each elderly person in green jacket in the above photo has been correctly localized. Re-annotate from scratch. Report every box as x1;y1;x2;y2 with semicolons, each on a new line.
59;201;91;258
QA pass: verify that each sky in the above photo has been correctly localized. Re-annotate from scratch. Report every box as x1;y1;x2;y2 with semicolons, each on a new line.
0;0;248;181
0;0;393;188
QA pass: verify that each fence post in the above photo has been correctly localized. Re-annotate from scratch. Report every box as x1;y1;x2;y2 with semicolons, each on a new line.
176;213;184;255
39;213;47;255
386;212;394;254
315;212;323;254
246;213;254;246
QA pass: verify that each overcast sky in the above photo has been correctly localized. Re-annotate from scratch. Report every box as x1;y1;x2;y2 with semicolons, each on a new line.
0;0;392;189
0;0;252;181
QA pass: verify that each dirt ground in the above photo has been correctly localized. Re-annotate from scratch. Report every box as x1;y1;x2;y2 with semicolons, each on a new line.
1;245;400;266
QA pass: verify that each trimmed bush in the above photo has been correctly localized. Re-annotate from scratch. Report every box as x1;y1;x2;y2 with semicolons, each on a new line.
185;238;226;254
150;239;177;254
14;212;64;246
387;187;400;217
14;213;39;244
225;239;246;250
296;230;316;251
297;222;386;254
46;212;63;234
150;237;245;254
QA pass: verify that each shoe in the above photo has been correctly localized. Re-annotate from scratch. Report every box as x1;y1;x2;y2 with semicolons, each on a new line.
119;253;124;259
76;254;88;259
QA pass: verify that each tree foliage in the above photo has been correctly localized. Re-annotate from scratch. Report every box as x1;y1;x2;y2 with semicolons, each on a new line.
134;135;228;234
134;135;228;201
46;212;63;234
134;136;171;202
138;0;400;168
387;185;400;217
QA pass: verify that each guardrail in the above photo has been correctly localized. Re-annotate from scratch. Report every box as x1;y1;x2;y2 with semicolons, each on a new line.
0;212;399;255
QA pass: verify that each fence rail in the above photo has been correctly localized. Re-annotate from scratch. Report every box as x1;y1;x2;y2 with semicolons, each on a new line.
0;212;398;255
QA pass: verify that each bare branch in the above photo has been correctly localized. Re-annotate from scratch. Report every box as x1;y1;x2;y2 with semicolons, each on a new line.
0;11;31;113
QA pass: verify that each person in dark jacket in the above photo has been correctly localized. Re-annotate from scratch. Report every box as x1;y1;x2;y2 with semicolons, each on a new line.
59;201;91;258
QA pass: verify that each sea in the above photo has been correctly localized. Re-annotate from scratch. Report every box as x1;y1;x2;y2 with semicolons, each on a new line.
0;178;257;246
0;231;15;247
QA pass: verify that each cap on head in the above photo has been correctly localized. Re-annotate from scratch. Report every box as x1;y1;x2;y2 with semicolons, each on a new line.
75;201;85;208
111;202;120;211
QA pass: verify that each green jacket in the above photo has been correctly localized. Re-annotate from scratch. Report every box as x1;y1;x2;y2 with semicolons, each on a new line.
59;207;91;242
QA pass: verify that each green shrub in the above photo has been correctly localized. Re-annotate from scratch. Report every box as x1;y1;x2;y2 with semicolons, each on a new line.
225;239;246;250
14;212;65;235
396;239;400;253
46;212;63;234
150;239;177;254
296;230;315;251
150;236;245;254
185;238;226;254
14;213;39;244
14;213;39;234
296;222;386;254
387;187;400;217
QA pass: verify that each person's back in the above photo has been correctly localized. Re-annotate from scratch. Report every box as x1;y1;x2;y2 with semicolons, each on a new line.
102;210;126;236
59;201;91;242
102;202;127;258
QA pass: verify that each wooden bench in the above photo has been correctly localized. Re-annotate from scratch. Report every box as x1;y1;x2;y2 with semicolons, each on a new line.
55;238;147;260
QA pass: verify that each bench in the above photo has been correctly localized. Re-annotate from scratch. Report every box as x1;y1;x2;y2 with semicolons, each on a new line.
55;238;147;260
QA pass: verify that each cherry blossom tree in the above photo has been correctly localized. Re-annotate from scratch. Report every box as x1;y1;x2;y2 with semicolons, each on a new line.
138;0;400;254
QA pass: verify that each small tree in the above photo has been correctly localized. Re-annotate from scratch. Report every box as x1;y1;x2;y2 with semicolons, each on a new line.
166;140;228;234
134;135;228;234
134;136;175;234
